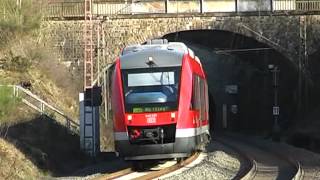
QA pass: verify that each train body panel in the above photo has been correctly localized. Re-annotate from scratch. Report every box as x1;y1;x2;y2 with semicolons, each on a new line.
111;59;126;132
111;41;210;160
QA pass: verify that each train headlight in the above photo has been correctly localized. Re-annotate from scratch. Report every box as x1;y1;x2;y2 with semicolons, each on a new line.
128;115;132;121
171;112;175;121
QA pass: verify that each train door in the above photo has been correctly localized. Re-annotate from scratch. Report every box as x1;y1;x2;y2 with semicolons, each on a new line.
199;77;208;144
193;75;209;148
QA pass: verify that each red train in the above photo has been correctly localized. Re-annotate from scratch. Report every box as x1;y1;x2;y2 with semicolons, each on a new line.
111;39;210;160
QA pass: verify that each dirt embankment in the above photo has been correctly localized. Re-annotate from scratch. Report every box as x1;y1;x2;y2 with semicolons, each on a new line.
0;114;94;178
0;138;40;179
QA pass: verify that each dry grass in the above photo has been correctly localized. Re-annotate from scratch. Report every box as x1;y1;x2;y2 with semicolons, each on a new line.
28;67;79;121
0;0;44;47
0;32;80;122
0;138;40;179
35;46;82;101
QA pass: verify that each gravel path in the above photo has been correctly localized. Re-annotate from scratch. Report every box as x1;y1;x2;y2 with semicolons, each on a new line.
162;140;243;180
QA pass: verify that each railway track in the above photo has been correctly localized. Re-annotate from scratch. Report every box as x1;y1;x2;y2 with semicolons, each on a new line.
216;135;303;180
92;134;311;180
94;152;200;180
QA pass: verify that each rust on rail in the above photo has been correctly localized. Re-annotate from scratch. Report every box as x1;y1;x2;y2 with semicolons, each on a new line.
94;152;199;180
134;152;200;180
94;167;133;180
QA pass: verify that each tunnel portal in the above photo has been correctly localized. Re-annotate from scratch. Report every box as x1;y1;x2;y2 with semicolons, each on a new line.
163;30;299;135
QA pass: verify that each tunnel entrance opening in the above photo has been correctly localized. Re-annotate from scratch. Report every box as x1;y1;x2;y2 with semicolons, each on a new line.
163;30;298;136
284;48;320;153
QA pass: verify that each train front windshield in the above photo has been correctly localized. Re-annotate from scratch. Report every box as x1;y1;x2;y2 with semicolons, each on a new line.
122;67;181;113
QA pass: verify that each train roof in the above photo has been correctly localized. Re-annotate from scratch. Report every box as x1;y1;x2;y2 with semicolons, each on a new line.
120;41;188;69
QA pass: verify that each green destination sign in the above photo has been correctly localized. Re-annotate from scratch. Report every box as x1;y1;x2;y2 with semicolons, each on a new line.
133;106;169;113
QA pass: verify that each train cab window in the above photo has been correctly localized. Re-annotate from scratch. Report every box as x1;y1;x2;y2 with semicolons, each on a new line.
122;67;181;113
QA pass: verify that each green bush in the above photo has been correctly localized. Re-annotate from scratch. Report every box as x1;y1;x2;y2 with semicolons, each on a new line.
0;86;19;121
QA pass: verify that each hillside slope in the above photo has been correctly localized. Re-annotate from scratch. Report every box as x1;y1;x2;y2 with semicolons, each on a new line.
0;0;85;177
0;138;40;179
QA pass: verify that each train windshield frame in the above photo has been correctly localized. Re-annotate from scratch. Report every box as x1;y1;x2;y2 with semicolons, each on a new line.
122;67;181;113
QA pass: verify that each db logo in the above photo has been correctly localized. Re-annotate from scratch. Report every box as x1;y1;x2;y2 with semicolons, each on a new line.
146;114;157;124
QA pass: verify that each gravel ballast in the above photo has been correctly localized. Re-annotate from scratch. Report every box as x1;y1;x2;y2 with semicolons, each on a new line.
163;141;242;180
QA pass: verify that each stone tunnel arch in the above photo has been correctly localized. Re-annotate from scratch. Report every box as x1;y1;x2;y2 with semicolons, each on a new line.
159;29;299;133
103;15;305;65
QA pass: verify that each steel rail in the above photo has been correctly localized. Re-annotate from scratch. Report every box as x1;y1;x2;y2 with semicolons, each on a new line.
94;167;133;180
219;134;302;180
135;152;200;180
241;138;304;180
93;152;200;180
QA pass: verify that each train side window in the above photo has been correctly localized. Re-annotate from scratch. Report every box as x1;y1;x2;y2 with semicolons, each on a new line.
204;82;209;121
191;75;195;110
200;79;203;120
200;78;205;121
192;75;209;121
192;77;208;121
196;76;201;119
191;75;201;114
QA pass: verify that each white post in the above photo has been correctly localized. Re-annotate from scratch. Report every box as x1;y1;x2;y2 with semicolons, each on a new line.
13;86;16;97
40;102;44;114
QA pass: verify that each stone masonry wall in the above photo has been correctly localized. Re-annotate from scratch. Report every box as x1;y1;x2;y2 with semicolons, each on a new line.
44;14;320;70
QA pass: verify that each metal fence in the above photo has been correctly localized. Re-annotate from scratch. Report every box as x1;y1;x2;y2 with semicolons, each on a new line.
296;0;320;11
45;0;320;18
0;85;79;133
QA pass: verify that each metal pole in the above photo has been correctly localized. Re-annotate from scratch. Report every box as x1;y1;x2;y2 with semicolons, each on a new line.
102;24;106;66
97;23;101;85
298;16;304;121
271;66;280;141
200;0;203;13
104;68;108;125
303;15;308;115
165;0;168;13
61;2;64;18
235;0;238;13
